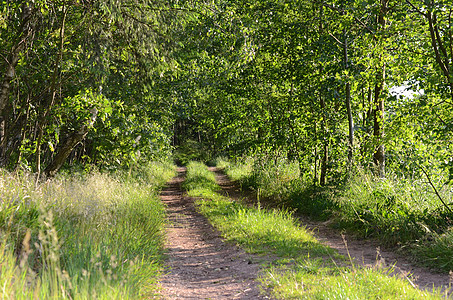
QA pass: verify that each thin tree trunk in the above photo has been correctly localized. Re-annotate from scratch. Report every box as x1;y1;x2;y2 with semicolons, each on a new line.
373;71;385;177
344;33;354;163
35;5;67;176
318;2;328;186
427;10;453;102
346;83;353;162
406;0;453;101
0;4;34;166
373;86;385;177
367;86;373;126
320;95;328;186
373;0;388;178
313;122;318;184
14;99;31;171
320;142;328;185
360;86;373;160
288;80;301;163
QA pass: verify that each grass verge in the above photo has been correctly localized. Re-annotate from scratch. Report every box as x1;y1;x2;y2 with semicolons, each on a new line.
0;161;175;299
184;161;447;299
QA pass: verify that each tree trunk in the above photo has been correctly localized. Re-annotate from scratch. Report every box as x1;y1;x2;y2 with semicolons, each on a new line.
318;2;328;186
35;5;67;176
344;33;354;163
313;121;318;184
320;95;328;186
0;4;34;166
427;10;453;102
346;81;353;162
406;0;453;101
373;85;385;177
320;141;328;185
373;0;388;178
44;108;98;178
314;145;318;184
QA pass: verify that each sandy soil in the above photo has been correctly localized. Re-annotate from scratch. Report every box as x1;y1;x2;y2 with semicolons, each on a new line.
159;167;452;299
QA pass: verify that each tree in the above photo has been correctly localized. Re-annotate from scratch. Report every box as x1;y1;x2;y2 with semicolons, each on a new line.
0;0;194;175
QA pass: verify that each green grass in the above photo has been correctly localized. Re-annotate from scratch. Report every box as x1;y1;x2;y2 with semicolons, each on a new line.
0;161;176;299
184;161;446;299
410;228;453;272
335;169;453;272
215;156;253;182
197;199;333;258
262;263;444;299
222;156;336;220
182;161;221;200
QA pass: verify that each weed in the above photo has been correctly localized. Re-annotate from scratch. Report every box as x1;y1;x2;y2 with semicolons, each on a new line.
411;228;453;273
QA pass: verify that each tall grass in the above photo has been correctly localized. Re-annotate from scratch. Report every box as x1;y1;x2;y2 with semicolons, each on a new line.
0;161;175;299
219;156;300;199
215;156;254;183
219;155;336;219
219;155;453;272
262;263;445;299
336;168;452;242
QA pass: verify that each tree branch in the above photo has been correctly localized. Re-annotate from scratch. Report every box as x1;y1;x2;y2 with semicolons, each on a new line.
433;14;451;74
427;12;451;81
327;31;344;46
322;2;375;35
419;163;453;215
404;0;426;17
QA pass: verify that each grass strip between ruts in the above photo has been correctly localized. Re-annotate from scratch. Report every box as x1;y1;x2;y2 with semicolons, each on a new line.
216;156;453;274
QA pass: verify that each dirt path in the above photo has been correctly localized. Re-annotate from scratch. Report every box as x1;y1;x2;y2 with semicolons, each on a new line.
159;168;270;300
210;167;453;298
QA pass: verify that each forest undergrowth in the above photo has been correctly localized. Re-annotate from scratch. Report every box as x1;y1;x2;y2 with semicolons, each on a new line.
0;161;175;299
216;156;453;274
184;161;447;299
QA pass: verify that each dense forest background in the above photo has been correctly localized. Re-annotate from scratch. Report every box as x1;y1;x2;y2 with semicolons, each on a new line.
1;0;452;184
